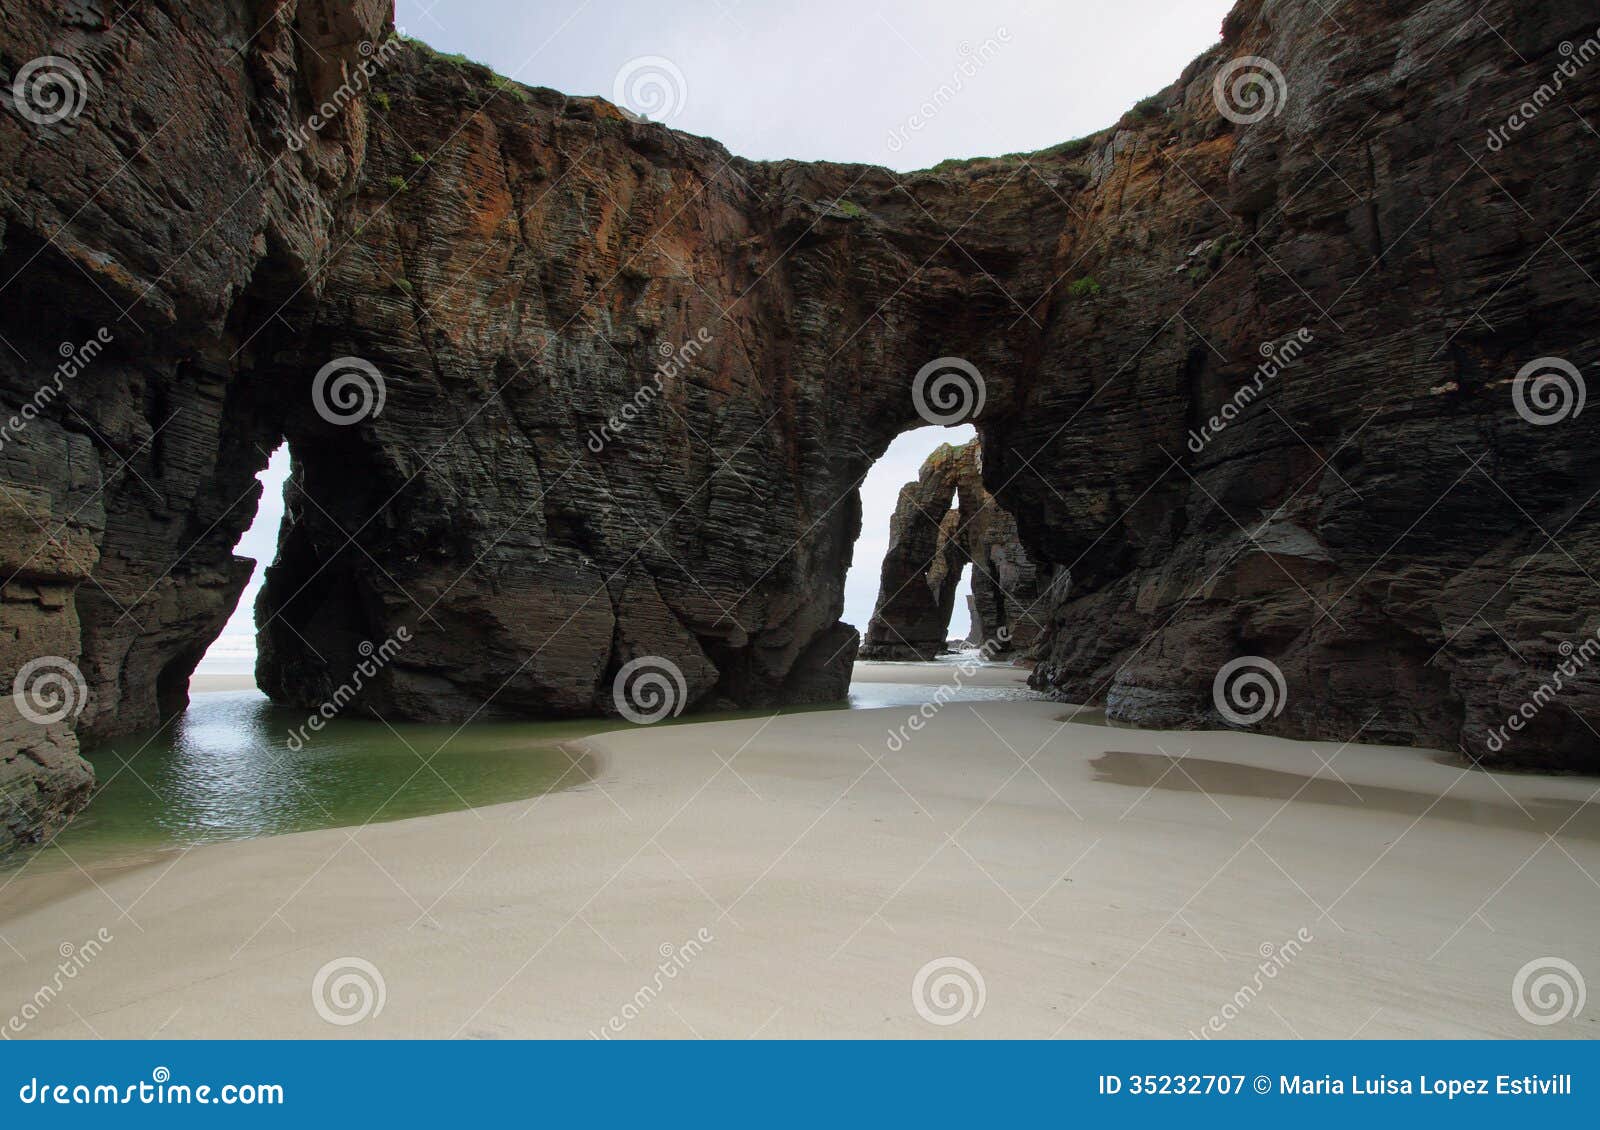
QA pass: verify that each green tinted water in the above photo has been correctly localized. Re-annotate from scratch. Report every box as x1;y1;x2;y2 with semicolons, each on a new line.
8;675;1033;877
33;691;628;868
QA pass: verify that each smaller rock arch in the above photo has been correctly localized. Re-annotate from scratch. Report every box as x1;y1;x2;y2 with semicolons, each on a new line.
859;439;1047;660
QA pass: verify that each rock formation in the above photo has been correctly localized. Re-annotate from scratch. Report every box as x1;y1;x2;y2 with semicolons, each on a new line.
0;0;390;850
860;440;1047;659
1000;1;1600;775
2;0;1597;848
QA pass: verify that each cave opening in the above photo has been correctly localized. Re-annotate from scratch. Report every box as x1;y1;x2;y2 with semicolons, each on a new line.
844;423;977;672
170;411;1036;719
845;421;1049;677
191;443;291;693
950;562;976;650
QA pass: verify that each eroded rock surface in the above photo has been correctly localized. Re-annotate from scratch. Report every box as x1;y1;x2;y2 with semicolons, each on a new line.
0;0;386;844
1;0;1597;847
994;1;1600;774
860;440;1047;659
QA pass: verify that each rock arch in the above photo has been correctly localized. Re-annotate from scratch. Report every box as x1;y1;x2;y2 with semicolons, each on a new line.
859;440;1047;660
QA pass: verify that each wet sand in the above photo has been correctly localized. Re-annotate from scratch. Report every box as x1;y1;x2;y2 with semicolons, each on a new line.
188;674;260;694
850;660;1035;687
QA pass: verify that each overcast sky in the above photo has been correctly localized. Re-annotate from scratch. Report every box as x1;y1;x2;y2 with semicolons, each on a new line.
199;0;1234;673
394;0;1232;169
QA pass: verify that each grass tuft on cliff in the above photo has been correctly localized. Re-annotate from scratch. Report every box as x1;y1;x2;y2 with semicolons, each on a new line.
404;36;533;103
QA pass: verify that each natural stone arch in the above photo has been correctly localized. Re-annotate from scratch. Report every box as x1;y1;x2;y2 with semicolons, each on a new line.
860;439;1048;660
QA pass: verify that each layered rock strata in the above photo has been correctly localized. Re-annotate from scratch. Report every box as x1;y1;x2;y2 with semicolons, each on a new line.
999;2;1600;774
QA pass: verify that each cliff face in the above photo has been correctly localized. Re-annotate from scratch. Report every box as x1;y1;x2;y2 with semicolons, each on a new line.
1;0;1597;847
237;43;1070;725
0;0;388;847
997;0;1600;772
860;440;1047;659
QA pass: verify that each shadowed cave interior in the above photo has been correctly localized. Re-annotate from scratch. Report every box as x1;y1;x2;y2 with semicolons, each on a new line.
195;427;1042;706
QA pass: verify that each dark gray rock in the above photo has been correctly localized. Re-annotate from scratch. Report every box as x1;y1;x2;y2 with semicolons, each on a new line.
860;440;1048;659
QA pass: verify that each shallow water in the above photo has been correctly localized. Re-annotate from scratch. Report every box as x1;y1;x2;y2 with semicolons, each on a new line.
33;691;623;869
3;669;1036;887
845;681;1038;709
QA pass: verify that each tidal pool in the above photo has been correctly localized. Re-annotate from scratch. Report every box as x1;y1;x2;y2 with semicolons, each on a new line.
6;664;1036;881
21;691;625;871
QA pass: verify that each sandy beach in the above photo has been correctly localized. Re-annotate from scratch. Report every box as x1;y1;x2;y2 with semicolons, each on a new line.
187;674;261;695
1;664;1596;1040
849;659;1043;687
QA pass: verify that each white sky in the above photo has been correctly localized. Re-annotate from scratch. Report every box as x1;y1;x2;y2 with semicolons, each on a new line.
394;0;1232;169
198;0;1233;673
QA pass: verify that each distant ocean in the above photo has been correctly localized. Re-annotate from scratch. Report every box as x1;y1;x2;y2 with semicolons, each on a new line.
194;632;256;675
